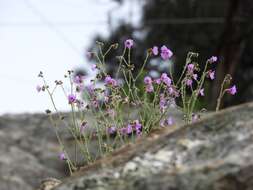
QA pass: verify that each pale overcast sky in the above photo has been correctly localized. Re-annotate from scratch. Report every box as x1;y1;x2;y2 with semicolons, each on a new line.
0;0;141;114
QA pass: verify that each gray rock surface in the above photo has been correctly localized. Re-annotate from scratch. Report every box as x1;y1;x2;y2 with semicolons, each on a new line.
53;102;253;190
0;113;67;190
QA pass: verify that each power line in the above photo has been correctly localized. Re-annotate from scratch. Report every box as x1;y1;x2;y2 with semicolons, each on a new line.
22;0;82;56
0;21;107;27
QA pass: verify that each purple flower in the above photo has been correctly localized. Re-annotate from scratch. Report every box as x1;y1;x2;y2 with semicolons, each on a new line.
192;114;199;122
91;64;97;71
159;94;167;111
144;76;152;85
186;79;193;87
127;124;133;134
105;76;117;87
166;116;174;126
36;85;42;92
146;84;154;93
199;88;204;96
161;73;172;86
193;74;198;81
152;46;159;55
187;64;195;73
208;70;215;80
120;127;127;135
125;39;134;49
160;45;173;60
87;84;95;95
133;120;142;132
74;75;84;84
68;94;76;104
58;152;66;161
227;85;237;95
154;78;161;84
209;56;218;63
168;87;174;95
107;126;117;134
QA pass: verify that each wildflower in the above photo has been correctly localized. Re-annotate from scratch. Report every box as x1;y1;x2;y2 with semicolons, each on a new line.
105;76;118;87
87;84;95;95
208;70;215;80
127;124;133;134
161;73;171;86
36;85;42;92
107;126;117;135
187;64;195;73
209;56;218;63
125;39;134;49
199;88;204;96
133;120;142;132
120;127;127;135
146;84;154;93
74;75;84;84
193;74;198;81
58;152;66;161
91;64;97;71
144;76;152;85
160;45;173;60
166;116;174;126
227;85;237;95
186;79;193;87
159;94;167;111
68;94;76;104
152;46;159;55
192;114;199;122
154;78;161;85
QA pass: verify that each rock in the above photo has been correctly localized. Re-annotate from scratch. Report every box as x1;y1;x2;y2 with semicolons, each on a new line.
52;102;253;190
37;178;62;190
0;113;67;190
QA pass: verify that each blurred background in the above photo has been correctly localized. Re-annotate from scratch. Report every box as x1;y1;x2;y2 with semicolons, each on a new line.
0;0;253;114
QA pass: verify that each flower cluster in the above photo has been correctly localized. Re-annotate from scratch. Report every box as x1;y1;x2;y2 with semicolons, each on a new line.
38;39;237;174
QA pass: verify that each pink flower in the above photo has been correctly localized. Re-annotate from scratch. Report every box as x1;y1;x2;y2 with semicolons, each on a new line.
107;126;117;134
154;78;161;84
160;45;173;60
127;124;133;134
166;116;174;126
186;79;193;87
144;76;152;85
74;75;85;84
209;56;218;63
87;84;95;95
91;64;97;71
68;94;76;104
161;73;172;86
105;76;117;87
199;88;204;96
152;46;159;55
58;152;66;161
187;64;195;73
146;84;154;93
159;94;167;111
227;85;237;95
125;39;134;49
36;85;42;92
193;74;198;81
208;70;215;80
